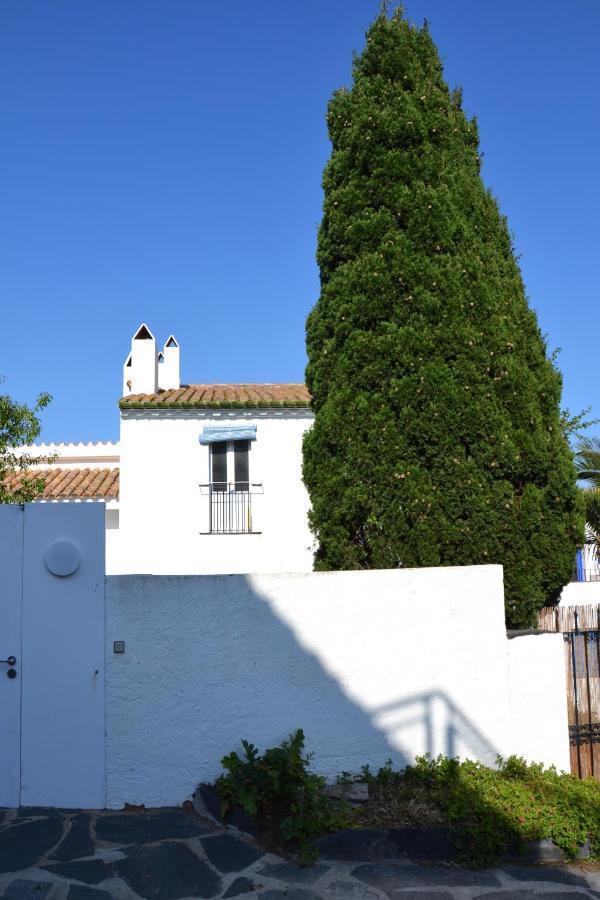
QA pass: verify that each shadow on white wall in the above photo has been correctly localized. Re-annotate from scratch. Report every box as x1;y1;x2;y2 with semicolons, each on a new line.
106;568;505;807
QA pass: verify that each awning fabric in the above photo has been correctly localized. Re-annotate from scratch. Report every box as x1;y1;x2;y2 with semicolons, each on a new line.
199;425;257;444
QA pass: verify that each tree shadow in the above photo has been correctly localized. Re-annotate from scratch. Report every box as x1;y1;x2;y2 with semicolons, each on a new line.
107;571;502;802
106;570;599;864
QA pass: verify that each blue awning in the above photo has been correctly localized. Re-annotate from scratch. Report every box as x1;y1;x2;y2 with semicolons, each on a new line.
199;425;257;445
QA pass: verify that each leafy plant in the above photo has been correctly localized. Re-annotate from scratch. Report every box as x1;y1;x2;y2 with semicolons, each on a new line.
574;436;600;550
372;754;600;866
215;729;351;863
215;732;600;867
0;382;52;503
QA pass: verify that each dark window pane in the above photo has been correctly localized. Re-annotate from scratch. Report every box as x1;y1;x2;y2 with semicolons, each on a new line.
234;440;249;491
211;441;227;490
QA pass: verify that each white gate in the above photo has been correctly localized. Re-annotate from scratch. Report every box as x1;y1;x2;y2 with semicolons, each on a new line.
0;502;105;808
0;506;23;806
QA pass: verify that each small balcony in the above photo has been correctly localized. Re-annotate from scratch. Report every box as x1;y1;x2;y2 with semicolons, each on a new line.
199;482;263;534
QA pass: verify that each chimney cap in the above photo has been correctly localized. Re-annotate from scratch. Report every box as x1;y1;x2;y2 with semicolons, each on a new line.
133;323;155;340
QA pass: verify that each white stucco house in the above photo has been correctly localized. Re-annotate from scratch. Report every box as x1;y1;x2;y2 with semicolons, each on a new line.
13;322;595;597
15;324;315;575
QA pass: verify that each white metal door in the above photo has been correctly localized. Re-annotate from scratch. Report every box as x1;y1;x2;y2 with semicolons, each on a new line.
0;505;23;807
20;502;106;808
0;502;105;808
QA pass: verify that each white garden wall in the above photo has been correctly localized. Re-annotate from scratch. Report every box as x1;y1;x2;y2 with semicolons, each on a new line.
507;633;570;772
559;581;600;606
106;565;522;809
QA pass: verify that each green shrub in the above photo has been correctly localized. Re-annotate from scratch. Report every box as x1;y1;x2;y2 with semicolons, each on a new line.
215;732;600;867
215;729;350;863
376;754;600;866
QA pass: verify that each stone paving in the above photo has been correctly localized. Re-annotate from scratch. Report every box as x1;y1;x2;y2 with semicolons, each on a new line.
0;807;599;900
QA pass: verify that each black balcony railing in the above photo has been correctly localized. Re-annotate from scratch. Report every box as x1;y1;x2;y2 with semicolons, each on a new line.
199;483;262;534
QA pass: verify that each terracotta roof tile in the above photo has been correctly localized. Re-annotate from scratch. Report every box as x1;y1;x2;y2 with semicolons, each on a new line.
3;468;119;500
119;383;311;409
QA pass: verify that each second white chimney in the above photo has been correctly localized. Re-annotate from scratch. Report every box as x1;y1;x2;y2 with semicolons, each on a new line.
158;335;180;390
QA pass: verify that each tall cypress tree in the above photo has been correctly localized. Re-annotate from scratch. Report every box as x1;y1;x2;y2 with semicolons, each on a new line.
303;8;582;627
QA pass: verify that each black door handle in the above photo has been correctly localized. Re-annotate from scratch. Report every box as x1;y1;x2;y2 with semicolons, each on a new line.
0;657;16;666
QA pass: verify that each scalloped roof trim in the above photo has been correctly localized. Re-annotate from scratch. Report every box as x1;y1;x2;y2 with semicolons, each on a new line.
16;441;120;452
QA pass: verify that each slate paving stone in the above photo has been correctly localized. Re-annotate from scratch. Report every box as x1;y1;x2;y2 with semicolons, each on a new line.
577;840;592;861
201;834;264;873
66;887;115;900
49;813;95;862
0;817;64;873
3;807;600;900
195;785;257;836
353;861;501;891
223;876;257;897
502;865;592;887
259;892;322;900
224;807;259;837
114;842;222;899
41;859;113;885
473;892;594;899
2;880;52;899
95;809;211;844
322;879;389;898
520;838;567;863
313;830;395;862
16;808;64;819
386;828;457;862
387;893;455;900
257;863;330;884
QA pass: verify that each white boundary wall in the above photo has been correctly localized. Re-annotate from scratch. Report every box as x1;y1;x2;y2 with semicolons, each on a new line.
560;582;600;606
104;565;569;809
507;633;570;772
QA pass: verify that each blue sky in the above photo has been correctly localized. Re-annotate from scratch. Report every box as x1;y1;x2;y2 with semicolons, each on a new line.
1;1;598;443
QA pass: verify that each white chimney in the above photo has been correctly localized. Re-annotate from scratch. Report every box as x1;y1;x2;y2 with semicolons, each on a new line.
124;324;158;395
122;352;133;396
158;335;180;390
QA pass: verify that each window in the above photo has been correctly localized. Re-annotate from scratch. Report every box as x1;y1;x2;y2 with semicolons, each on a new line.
234;440;249;491
211;441;228;492
210;440;250;492
200;428;257;534
208;440;253;533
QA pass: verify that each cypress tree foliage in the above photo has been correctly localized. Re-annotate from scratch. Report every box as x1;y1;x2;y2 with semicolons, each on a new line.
303;7;582;627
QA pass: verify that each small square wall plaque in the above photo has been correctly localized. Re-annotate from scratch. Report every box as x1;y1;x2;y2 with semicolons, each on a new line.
113;641;125;654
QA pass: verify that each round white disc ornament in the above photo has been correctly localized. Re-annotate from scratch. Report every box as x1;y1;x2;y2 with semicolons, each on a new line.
44;541;81;577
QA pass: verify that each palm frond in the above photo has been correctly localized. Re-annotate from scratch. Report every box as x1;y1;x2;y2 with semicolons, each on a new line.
574;437;600;487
